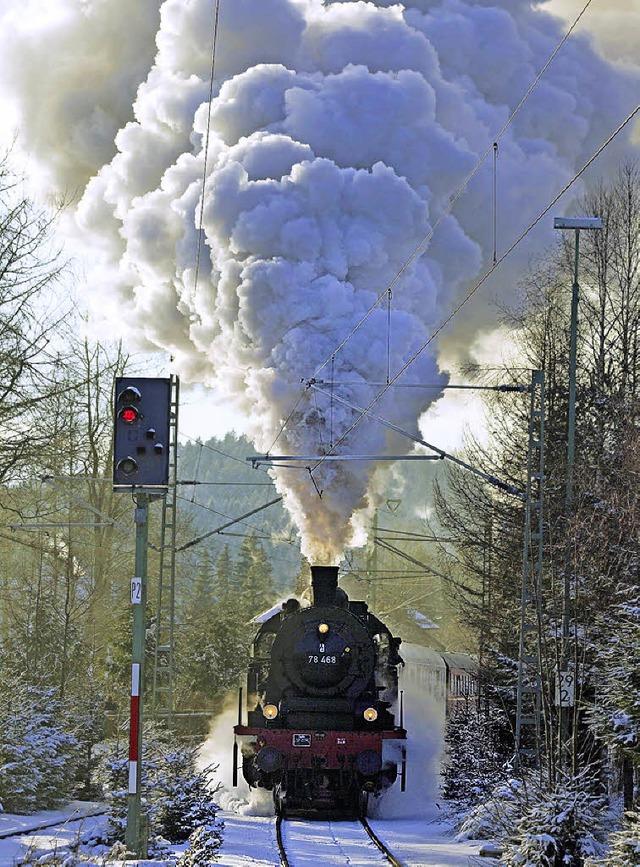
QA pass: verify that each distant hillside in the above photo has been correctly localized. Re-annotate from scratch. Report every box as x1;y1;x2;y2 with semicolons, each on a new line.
177;433;300;590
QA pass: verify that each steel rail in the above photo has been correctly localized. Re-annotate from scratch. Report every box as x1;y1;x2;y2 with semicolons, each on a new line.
275;813;290;867
275;809;402;867
0;809;108;840
359;815;404;866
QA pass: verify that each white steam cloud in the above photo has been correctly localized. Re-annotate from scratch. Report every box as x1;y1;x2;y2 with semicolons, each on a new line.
1;0;638;560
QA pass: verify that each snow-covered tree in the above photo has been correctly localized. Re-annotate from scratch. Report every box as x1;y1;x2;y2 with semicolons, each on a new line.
501;777;610;866
456;776;528;842
442;703;511;806
0;677;79;812
600;810;640;866
458;772;610;863
587;591;640;808
99;725;223;849
177;823;224;866
150;751;221;843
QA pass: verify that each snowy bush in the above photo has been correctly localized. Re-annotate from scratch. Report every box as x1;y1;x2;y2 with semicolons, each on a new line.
456;777;526;841
501;778;610;866
456;769;612;865
176;823;224;866
588;595;640;762
98;748;129;841
0;677;79;813
99;725;223;850
151;752;221;843
599;810;640;866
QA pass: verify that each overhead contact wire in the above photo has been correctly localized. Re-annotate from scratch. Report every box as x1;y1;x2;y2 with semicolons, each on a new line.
193;0;222;296
266;389;308;455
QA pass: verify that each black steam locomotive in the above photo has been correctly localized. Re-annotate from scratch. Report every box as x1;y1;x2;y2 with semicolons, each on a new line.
233;565;407;817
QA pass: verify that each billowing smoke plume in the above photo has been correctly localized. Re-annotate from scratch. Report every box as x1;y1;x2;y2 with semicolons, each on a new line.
0;0;162;193
1;0;638;560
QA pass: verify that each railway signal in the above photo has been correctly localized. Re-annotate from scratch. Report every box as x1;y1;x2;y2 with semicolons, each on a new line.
113;375;172;855
113;377;171;489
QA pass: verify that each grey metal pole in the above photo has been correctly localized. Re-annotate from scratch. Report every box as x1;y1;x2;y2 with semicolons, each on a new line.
126;493;149;857
559;236;581;774
553;216;601;773
564;229;580;647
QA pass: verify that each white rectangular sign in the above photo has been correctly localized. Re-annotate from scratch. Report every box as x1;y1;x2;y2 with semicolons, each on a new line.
555;670;575;707
131;577;142;605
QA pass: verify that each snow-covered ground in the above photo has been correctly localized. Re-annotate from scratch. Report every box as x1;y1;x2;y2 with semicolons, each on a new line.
0;801;108;865
0;799;490;866
217;802;487;866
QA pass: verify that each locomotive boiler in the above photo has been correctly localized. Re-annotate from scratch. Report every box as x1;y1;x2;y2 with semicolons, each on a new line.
233;565;407;817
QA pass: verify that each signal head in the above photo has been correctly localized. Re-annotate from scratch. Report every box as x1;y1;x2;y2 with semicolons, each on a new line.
113;376;171;490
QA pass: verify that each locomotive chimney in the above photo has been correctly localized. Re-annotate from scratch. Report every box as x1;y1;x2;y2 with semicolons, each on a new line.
310;565;339;606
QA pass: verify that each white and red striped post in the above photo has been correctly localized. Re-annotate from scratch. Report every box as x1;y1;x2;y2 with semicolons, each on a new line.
128;662;141;795
125;494;148;856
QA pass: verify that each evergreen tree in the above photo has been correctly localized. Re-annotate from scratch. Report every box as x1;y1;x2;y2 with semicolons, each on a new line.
442;703;511;806
587;589;640;805
501;777;609;866
0;677;79;813
235;534;277;618
601;811;640;866
216;544;235;597
178;546;252;706
151;751;220;843
294;557;311;599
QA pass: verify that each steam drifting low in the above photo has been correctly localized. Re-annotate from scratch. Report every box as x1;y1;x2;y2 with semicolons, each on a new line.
2;0;638;559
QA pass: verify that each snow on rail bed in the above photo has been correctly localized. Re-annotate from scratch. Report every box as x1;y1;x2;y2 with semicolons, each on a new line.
217;801;485;866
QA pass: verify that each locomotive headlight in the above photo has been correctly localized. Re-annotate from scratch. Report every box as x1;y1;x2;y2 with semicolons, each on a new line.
263;704;279;720
318;623;329;634
363;707;378;722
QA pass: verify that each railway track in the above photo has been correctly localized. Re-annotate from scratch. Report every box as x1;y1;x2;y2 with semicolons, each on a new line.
275;813;403;866
0;808;108;841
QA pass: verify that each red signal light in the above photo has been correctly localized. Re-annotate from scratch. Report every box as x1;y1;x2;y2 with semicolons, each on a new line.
120;407;138;424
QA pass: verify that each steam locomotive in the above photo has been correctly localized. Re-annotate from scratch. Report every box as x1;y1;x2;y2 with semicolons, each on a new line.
233;565;407;817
